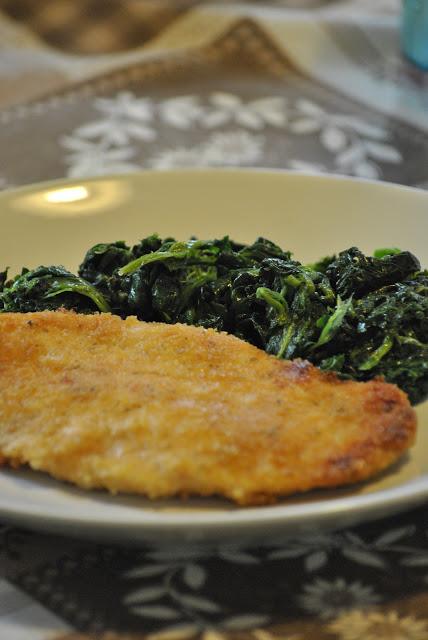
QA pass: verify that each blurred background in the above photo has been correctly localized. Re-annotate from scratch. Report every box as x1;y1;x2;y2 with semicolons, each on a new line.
0;1;401;57
2;0;426;190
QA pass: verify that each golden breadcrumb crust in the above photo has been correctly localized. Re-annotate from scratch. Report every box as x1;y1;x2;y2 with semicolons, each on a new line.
0;311;416;504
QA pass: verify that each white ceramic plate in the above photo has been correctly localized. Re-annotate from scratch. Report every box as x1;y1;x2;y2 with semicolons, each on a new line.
0;169;427;545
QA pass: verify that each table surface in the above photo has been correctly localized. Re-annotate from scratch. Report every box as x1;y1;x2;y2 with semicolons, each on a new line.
1;1;428;639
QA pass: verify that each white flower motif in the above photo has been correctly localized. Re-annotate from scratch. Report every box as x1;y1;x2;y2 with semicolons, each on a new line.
122;553;218;623
150;132;264;169
122;547;270;632
74;91;156;145
61;136;140;178
201;93;287;129
159;96;205;130
270;526;426;574
335;140;402;179
328;610;428;640
298;578;380;620
145;544;260;564
290;99;388;144
269;531;387;571
289;99;402;179
95;91;154;121
201;131;264;165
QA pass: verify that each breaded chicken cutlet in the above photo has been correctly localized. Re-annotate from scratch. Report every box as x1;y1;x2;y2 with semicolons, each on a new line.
0;311;416;505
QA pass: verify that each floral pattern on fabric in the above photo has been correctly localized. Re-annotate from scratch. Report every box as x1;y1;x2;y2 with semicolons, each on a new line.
60;91;404;180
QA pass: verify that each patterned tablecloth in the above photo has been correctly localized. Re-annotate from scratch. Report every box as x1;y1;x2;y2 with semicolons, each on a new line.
1;1;428;639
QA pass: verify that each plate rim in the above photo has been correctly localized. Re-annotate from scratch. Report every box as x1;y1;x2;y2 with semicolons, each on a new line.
1;167;428;203
0;469;427;532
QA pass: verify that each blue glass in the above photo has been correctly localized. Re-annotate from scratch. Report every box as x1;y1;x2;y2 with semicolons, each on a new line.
401;0;428;70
